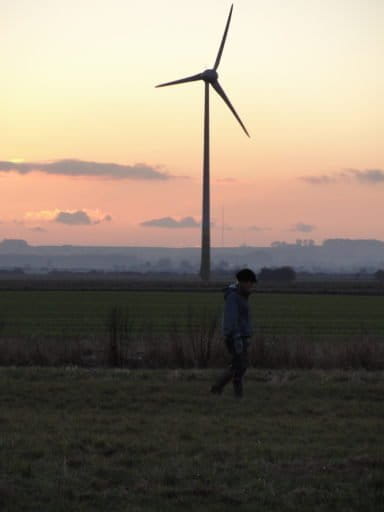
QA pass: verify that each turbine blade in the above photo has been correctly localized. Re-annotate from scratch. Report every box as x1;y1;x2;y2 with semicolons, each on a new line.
156;73;203;88
214;4;233;70
211;81;250;137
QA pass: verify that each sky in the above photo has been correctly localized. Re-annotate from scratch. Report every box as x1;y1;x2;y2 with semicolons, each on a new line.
1;0;383;247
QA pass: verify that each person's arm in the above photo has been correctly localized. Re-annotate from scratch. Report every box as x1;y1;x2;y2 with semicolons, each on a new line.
223;293;241;339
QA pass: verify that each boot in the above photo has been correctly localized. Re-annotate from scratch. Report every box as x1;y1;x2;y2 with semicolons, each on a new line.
233;377;243;399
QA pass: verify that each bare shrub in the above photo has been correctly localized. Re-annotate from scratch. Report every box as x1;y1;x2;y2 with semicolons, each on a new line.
250;335;293;369
292;339;315;369
143;307;222;369
322;337;384;371
140;322;172;369
0;307;384;370
184;307;221;368
0;335;103;367
106;306;135;367
249;335;269;368
250;334;384;371
167;321;193;368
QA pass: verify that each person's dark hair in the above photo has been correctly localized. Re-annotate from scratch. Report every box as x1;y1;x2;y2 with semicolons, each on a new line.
236;268;257;283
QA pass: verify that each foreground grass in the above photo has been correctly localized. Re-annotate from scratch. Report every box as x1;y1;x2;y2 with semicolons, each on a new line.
1;368;383;511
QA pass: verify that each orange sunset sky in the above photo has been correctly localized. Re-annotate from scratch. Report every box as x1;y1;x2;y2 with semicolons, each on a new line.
1;0;382;247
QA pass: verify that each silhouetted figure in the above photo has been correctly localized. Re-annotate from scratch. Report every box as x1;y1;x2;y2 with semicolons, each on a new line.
211;268;257;398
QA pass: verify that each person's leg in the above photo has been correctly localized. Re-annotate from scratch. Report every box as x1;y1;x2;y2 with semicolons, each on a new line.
232;338;249;398
210;367;233;394
211;337;235;394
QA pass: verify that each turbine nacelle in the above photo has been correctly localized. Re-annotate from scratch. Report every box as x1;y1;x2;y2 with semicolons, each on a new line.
155;4;249;138
202;69;218;83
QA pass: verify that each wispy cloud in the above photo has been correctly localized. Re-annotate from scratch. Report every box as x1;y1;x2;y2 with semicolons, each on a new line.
25;209;112;226
248;225;270;232
300;169;384;185
300;175;338;184
140;216;200;229
0;159;177;180
349;169;384;184
291;223;316;233
29;226;47;232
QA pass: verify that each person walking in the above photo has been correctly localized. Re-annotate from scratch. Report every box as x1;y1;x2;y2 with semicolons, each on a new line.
211;268;257;398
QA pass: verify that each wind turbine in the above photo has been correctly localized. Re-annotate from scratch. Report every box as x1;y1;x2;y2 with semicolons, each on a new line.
156;4;249;281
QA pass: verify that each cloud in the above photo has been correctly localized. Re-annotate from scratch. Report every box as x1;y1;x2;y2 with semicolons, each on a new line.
141;216;200;229
300;175;337;184
55;211;92;225
300;169;384;185
29;226;46;232
291;223;316;233
248;225;270;232
25;209;112;226
0;159;176;180
349;169;384;184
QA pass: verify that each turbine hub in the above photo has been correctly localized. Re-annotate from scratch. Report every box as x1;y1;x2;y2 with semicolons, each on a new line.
202;69;218;83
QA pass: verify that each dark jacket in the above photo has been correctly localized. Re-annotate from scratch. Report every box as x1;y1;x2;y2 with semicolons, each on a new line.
222;284;252;339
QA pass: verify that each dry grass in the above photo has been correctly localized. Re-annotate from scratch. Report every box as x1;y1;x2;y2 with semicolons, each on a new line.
0;326;383;371
0;368;383;511
1;304;383;369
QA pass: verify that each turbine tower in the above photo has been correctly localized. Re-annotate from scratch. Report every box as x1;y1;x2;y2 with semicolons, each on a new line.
156;4;249;281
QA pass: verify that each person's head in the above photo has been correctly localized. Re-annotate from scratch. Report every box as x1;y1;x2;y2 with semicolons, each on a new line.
236;268;257;293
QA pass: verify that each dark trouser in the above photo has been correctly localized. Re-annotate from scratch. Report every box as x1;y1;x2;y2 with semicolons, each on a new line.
213;337;249;397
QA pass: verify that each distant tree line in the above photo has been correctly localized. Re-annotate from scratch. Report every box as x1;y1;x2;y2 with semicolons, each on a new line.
374;270;384;281
0;268;25;275
258;266;296;282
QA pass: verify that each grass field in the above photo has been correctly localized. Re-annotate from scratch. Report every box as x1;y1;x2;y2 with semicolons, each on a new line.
1;290;384;340
0;368;383;511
